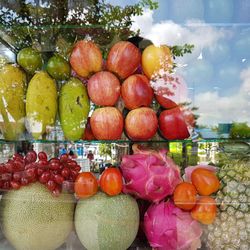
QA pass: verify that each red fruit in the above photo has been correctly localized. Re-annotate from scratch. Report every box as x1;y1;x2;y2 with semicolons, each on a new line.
5;163;14;173
49;162;60;170
60;154;68;162
46;180;56;191
10;181;21;190
74;165;81;172
39;171;50;184
70;170;78;181
125;107;158;140
54;174;64;184
21;177;29;186
14;160;25;171
99;168;123;196
13;172;22;181
38;160;48;168
121;74;153;110
82;117;96;140
107;41;141;79
74;172;98;198
52;185;62;197
158;107;190;140
67;161;77;168
25;168;36;179
61;167;70;178
70;40;102;78
153;75;188;109
50;158;60;164
87;71;120;106
1;173;12;181
38;151;47;161
36;168;44;176
2;181;10;190
13;153;24;161
25;150;37;163
0;164;6;173
90;107;124;140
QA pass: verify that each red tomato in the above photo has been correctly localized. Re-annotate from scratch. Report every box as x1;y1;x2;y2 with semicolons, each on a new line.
173;182;197;210
99;168;123;196
191;168;220;196
74;172;98;198
191;196;217;225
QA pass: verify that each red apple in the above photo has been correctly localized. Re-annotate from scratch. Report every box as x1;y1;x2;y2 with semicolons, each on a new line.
107;41;141;79
158;107;190;140
82;118;96;140
153;75;188;109
90;107;124;140
121;74;153;110
87;71;120;106
70;40;102;78
125;108;158;140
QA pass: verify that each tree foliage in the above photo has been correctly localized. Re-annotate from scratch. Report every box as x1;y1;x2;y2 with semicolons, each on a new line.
230;122;250;139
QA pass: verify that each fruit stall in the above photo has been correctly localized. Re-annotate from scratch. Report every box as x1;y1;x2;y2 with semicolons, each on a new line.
0;1;249;250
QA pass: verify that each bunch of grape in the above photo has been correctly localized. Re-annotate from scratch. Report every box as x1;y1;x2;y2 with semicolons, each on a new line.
0;151;81;196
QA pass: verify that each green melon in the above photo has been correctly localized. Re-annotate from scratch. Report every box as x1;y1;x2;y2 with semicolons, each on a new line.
0;183;75;250
75;192;139;250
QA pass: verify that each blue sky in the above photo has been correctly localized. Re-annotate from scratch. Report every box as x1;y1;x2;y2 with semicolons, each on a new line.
107;0;250;126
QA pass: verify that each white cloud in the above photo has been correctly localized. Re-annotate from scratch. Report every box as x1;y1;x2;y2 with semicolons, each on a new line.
195;67;250;126
132;9;227;59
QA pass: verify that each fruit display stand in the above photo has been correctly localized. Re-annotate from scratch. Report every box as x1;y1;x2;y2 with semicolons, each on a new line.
0;1;250;250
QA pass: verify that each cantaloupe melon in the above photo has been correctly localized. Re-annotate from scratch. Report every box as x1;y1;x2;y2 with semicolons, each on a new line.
75;192;139;250
0;183;75;250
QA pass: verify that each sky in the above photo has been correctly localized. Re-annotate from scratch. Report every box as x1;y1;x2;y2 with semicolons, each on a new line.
107;0;250;127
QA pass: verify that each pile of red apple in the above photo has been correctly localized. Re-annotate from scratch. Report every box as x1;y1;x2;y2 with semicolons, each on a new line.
0;151;81;195
70;39;194;141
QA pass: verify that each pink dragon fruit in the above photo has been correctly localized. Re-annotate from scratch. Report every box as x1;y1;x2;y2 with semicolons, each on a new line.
144;200;203;250
120;146;181;203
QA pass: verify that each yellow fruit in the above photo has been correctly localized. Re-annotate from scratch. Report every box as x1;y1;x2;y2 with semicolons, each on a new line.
142;44;173;79
26;71;57;139
0;64;26;140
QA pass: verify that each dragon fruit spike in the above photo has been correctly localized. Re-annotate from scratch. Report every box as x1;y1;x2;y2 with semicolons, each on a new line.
120;148;182;203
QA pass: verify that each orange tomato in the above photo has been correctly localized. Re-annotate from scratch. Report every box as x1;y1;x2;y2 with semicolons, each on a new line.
191;196;217;225
191;168;220;196
74;172;98;198
99;168;123;196
142;44;173;79
173;182;197;210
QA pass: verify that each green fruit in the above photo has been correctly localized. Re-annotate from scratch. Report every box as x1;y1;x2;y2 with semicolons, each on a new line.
47;55;71;80
26;71;57;139
59;77;90;140
17;47;43;74
75;192;139;250
0;183;75;250
0;64;26;140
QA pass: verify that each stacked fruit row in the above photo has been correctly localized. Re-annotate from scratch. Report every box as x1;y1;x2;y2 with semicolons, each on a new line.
0;147;222;250
0;39;194;141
